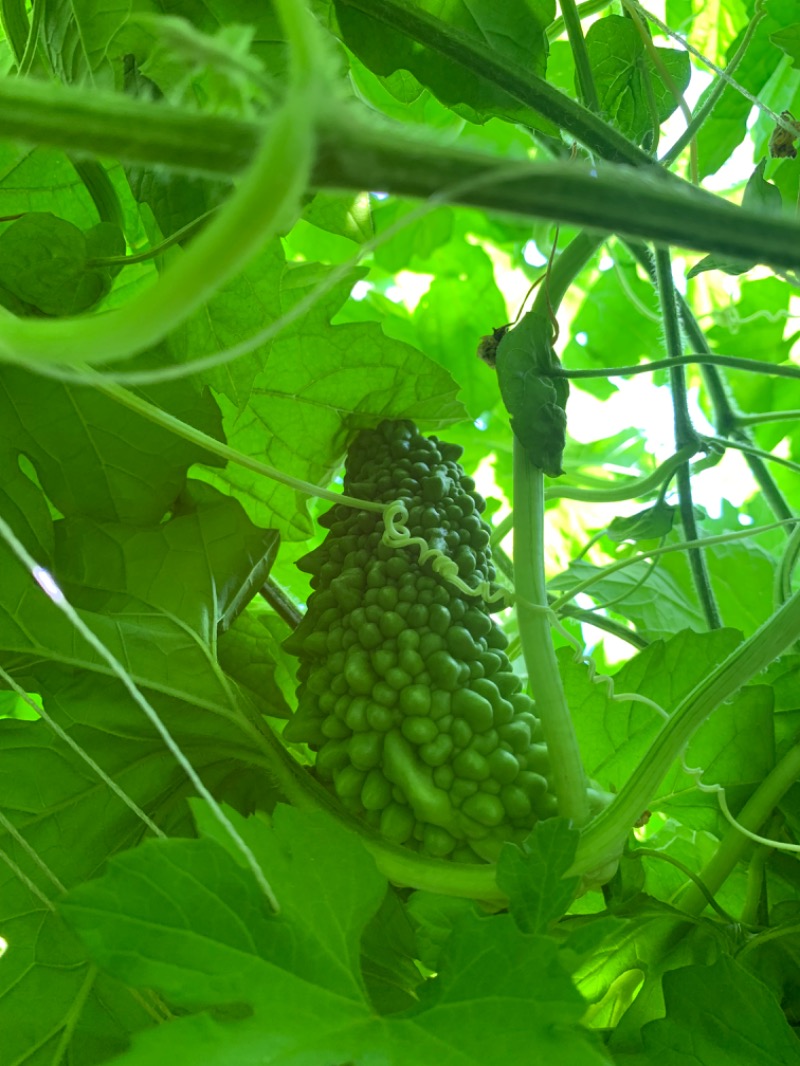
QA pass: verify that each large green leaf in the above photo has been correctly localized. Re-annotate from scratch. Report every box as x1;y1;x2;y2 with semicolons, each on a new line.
0;365;223;526
332;0;556;128
61;806;611;1065
0;668;278;1064
172;240;467;537
631;955;800;1064
53;481;278;641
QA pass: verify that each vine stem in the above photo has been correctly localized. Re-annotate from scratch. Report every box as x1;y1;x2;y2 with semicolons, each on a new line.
336;0;652;167
655;248;721;628
546;0;612;41
740;839;771;927
559;0;600;112
737;409;800;427
675;298;796;528
676;738;800;917
553;352;800;381
514;438;590;827
546;444;696;503
625;240;796;528
3;80;800;271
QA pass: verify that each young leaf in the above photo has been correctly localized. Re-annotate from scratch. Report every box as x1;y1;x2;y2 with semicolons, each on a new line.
0;213;124;315
585;16;690;144
607;499;677;543
495;308;569;477
496;817;581;933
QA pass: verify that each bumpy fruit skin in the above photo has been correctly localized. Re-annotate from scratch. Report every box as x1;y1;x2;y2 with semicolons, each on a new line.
284;419;556;862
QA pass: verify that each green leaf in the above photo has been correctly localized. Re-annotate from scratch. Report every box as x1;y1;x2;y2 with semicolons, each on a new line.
359;887;425;1013
740;901;800;1024
657;683;775;833
0;668;276;1063
696;0;796;177
53;482;278;641
634;955;800;1064
415;241;507;418
496;818;581;932
771;23;800;67
495;308;569;476
585;15;691;144
0;364;224;526
332;0;557;129
303;190;374;243
371;200;455;273
607;499;677;543
406;890;475;971
181;241;466;538
41;0;131;82
217;598;297;719
688;161;784;277
61;806;610;1065
0;213;123;315
559;629;744;793
549;557;707;639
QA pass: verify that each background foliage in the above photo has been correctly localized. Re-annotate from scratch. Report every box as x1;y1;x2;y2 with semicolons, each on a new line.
0;0;800;1063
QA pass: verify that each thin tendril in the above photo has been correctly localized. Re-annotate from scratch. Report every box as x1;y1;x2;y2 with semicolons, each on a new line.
0;809;66;893
632;1;789;130
382;500;510;606
0;848;56;910
681;759;800;854
547;608;671;721
549;518;796;610
633;847;737;923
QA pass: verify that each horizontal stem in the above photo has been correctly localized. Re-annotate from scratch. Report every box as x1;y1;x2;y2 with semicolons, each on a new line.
554;353;800;381
736;409;800;427
317;129;800;272
0;76;257;175
545;445;695;503
549;518;795;610
1;82;800;276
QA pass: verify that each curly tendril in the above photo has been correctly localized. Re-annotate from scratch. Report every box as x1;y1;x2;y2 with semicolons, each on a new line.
381;499;511;607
